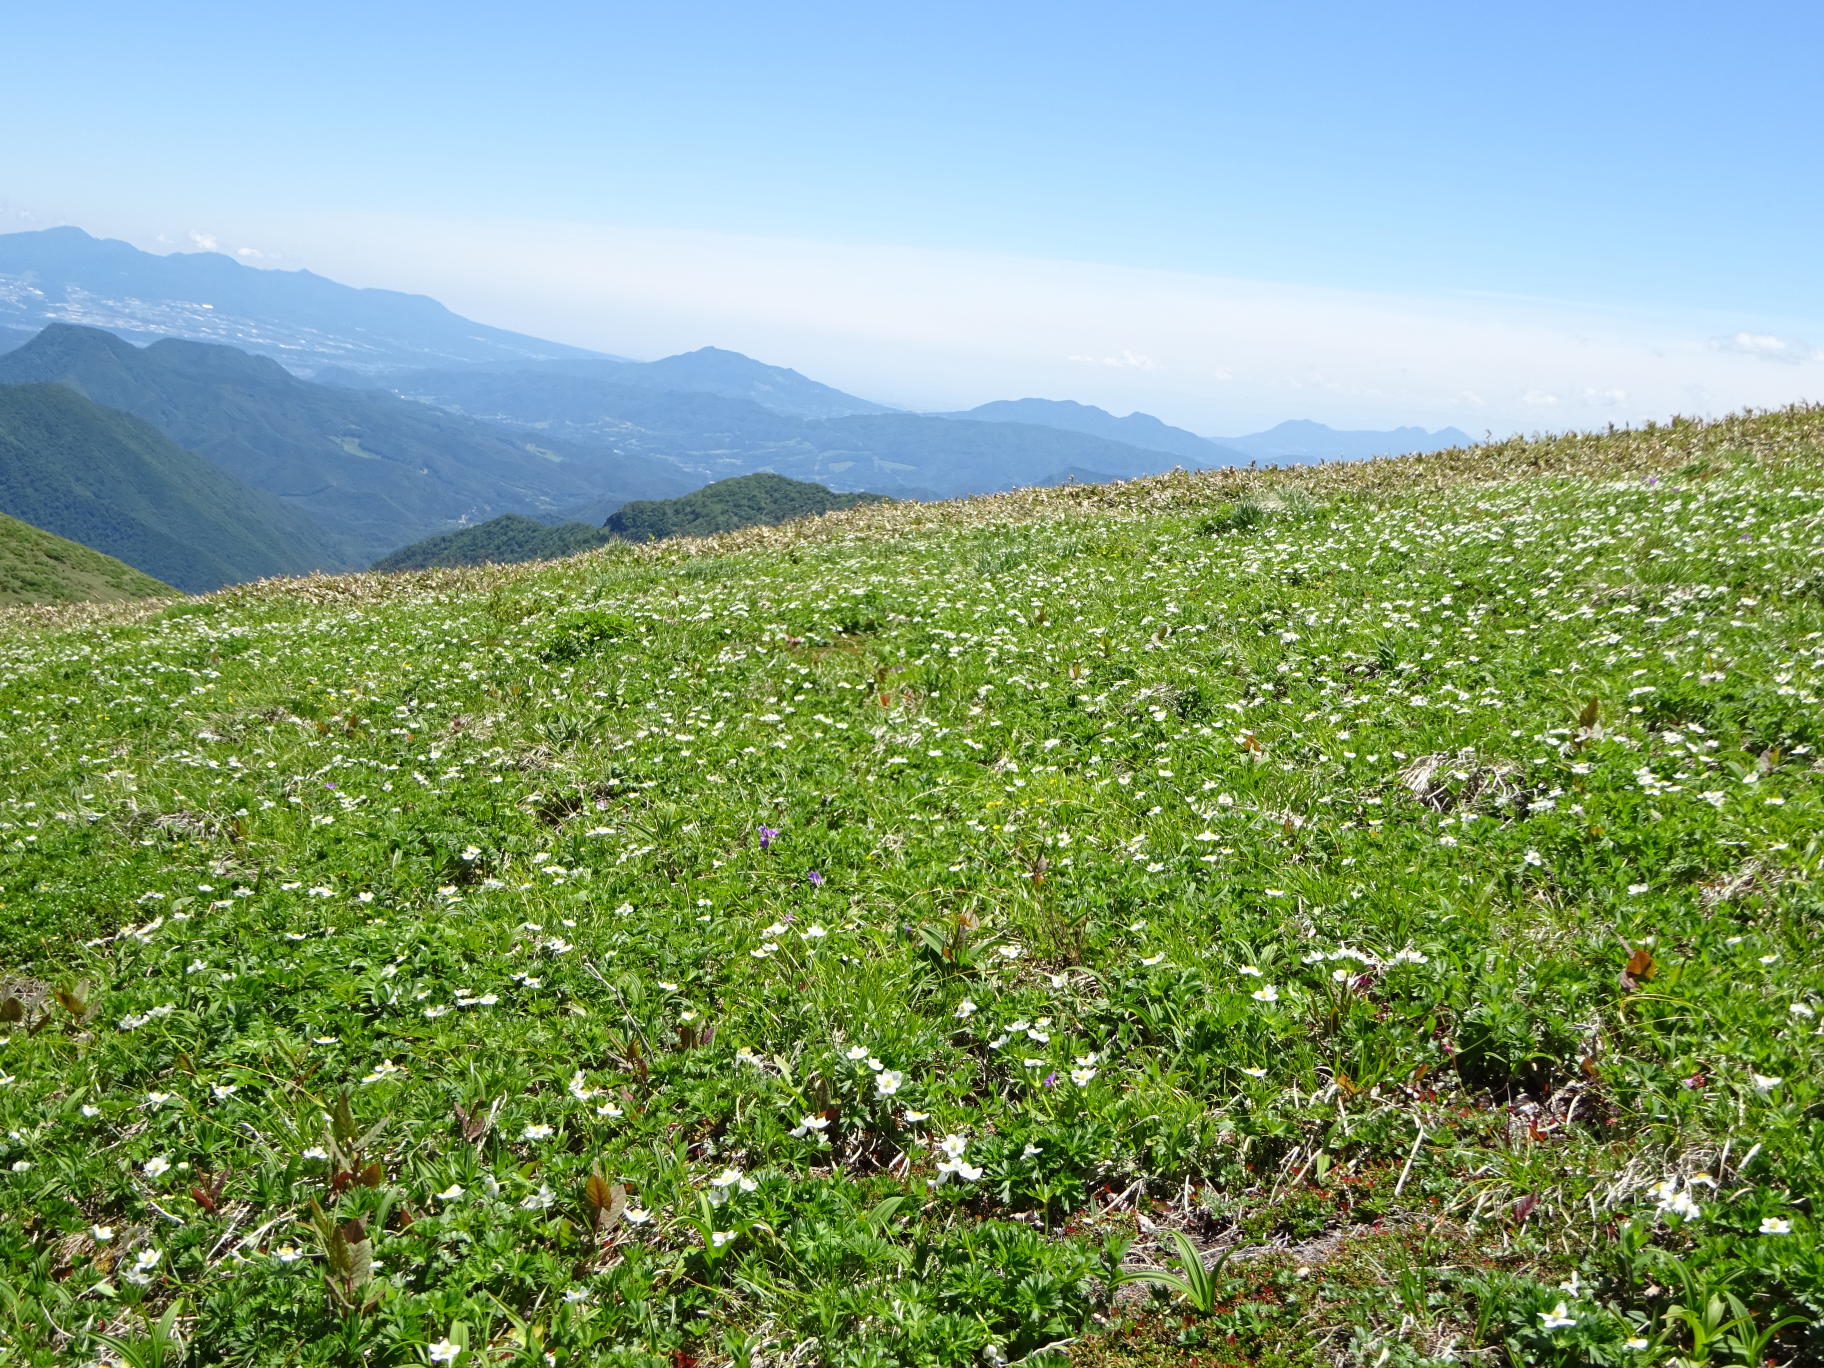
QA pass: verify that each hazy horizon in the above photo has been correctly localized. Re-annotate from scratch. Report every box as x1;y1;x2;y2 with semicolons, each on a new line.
4;1;1820;437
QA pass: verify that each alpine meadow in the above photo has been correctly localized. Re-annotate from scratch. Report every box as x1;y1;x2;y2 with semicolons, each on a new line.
1;407;1820;1367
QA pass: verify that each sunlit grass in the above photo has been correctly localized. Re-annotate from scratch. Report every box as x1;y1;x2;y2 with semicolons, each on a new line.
1;407;1820;1366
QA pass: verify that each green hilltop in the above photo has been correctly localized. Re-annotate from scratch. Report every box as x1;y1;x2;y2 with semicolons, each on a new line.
370;513;617;573
600;471;887;541
372;472;888;570
0;409;1820;1367
0;508;170;606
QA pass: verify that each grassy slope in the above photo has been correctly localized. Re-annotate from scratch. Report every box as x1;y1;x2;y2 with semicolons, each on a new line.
0;409;1820;1367
0;509;171;606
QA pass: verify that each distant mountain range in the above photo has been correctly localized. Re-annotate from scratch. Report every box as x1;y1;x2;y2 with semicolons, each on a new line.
5;323;1166;588
373;473;886;571
498;347;894;420
0;225;605;373
0;382;344;592
940;398;1247;466
1216;419;1475;462
944;397;1469;466
337;363;1207;500
0;324;692;564
0;224;1483;602
332;345;890;422
0;225;1474;465
0;505;171;607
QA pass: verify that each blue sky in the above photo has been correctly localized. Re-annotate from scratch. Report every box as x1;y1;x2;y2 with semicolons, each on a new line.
5;0;1821;432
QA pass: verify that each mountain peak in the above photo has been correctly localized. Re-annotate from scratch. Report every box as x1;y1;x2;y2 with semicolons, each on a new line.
8;321;140;366
627;347;891;419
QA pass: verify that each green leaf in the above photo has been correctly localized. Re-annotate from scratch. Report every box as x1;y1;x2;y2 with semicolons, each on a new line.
862;1193;912;1227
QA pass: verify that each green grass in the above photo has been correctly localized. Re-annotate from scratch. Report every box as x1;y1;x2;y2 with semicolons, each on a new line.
1;408;1821;1367
0;510;171;607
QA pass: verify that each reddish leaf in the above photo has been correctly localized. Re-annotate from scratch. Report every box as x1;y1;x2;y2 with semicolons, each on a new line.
1619;945;1656;991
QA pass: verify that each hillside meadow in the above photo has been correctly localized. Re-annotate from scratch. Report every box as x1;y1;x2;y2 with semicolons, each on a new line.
1;408;1820;1367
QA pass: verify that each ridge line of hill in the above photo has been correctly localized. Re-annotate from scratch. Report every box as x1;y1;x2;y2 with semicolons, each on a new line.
7;404;1812;634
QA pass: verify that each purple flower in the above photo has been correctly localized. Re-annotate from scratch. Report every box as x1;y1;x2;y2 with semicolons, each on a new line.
757;825;779;851
806;870;825;887
1042;1071;1058;1088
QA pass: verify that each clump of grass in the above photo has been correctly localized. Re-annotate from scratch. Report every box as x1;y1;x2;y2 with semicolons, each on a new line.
1198;496;1272;536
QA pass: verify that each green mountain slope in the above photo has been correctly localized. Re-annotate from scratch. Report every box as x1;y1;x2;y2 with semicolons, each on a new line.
370;514;613;572
0;382;351;591
0;508;171;606
0;325;694;562
602;471;887;541
1;409;1821;1366
374;474;887;570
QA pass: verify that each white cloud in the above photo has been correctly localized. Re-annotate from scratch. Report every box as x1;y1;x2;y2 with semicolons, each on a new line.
1710;331;1821;364
205;209;1824;433
1067;349;1157;370
235;245;264;259
187;229;220;251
